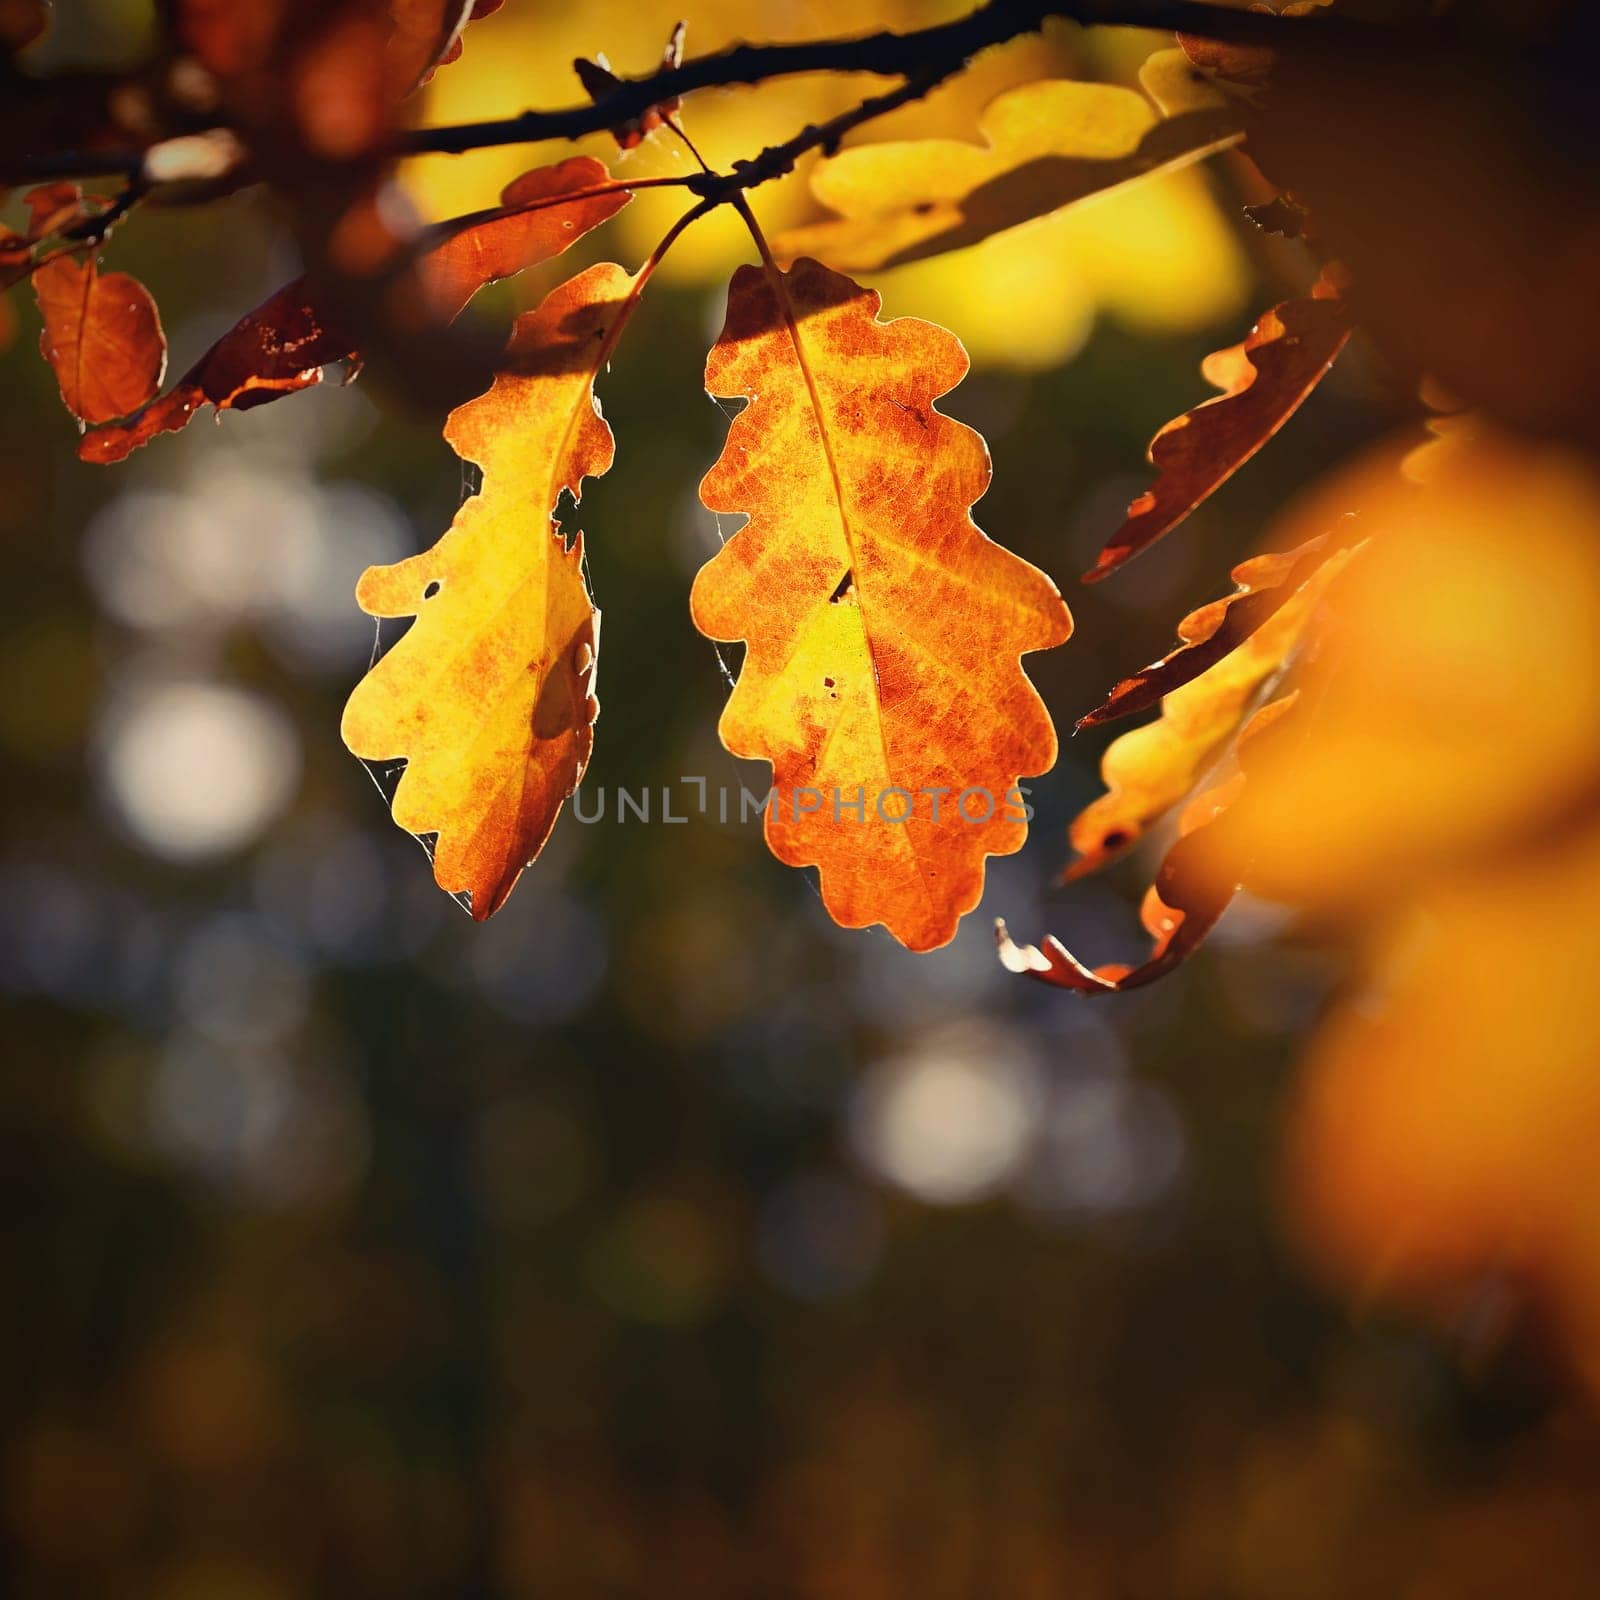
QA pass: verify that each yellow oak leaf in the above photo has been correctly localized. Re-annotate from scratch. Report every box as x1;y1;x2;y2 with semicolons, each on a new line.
1066;535;1357;880
341;261;636;917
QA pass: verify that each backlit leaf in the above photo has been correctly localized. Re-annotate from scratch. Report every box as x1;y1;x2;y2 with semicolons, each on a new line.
997;692;1299;993
1086;269;1350;582
33;254;166;425
691;255;1072;953
1079;522;1360;728
388;0;478;93
771;49;1240;273
80;157;629;463
340;261;634;918
1064;535;1355;881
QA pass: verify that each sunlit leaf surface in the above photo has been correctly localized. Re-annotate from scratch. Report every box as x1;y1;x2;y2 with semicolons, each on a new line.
340;262;632;917
1086;270;1350;581
773;49;1240;273
692;256;1072;951
33;254;166;424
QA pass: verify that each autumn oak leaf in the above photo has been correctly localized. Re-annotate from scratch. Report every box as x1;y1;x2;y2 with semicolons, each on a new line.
1087;269;1350;582
773;50;1240;273
340;261;637;918
692;256;1072;953
1064;537;1356;881
997;692;1301;993
33;254;167;425
1079;521;1361;729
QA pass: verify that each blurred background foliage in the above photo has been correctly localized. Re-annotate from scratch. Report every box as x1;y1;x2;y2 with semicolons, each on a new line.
6;2;1600;1597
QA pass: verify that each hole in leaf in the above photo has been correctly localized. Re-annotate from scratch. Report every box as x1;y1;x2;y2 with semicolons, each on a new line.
423;580;441;600
828;569;854;604
553;487;582;551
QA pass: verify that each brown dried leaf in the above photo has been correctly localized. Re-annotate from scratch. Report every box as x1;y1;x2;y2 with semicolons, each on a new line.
1087;270;1350;582
573;20;686;151
79;157;629;464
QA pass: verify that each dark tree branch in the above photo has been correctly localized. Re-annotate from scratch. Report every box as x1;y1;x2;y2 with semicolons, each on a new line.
395;0;1384;162
2;0;1397;187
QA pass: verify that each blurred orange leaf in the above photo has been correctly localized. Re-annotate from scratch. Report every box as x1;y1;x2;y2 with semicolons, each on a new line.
175;0;501;159
33;254;166;425
1087;270;1350;582
425;0;505;79
389;0;496;93
691;255;1072;952
773;49;1239;273
341;261;635;918
1197;425;1600;909
80;156;629;463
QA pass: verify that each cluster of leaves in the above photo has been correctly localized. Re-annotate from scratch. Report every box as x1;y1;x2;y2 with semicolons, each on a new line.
6;0;1597;991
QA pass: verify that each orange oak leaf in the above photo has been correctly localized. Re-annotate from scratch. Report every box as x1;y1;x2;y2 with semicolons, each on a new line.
340;261;636;918
80;157;629;464
691;256;1073;953
1079;520;1360;728
997;692;1299;993
33;254;167;424
1064;535;1356;882
177;0;491;96
1086;270;1350;581
389;0;503;93
773;50;1240;274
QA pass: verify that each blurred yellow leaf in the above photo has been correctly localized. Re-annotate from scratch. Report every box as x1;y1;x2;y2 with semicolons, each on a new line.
859;163;1250;371
774;48;1240;272
1286;818;1600;1391
1216;427;1600;908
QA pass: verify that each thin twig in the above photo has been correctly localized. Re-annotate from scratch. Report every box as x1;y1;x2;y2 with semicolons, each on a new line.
691;72;945;204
